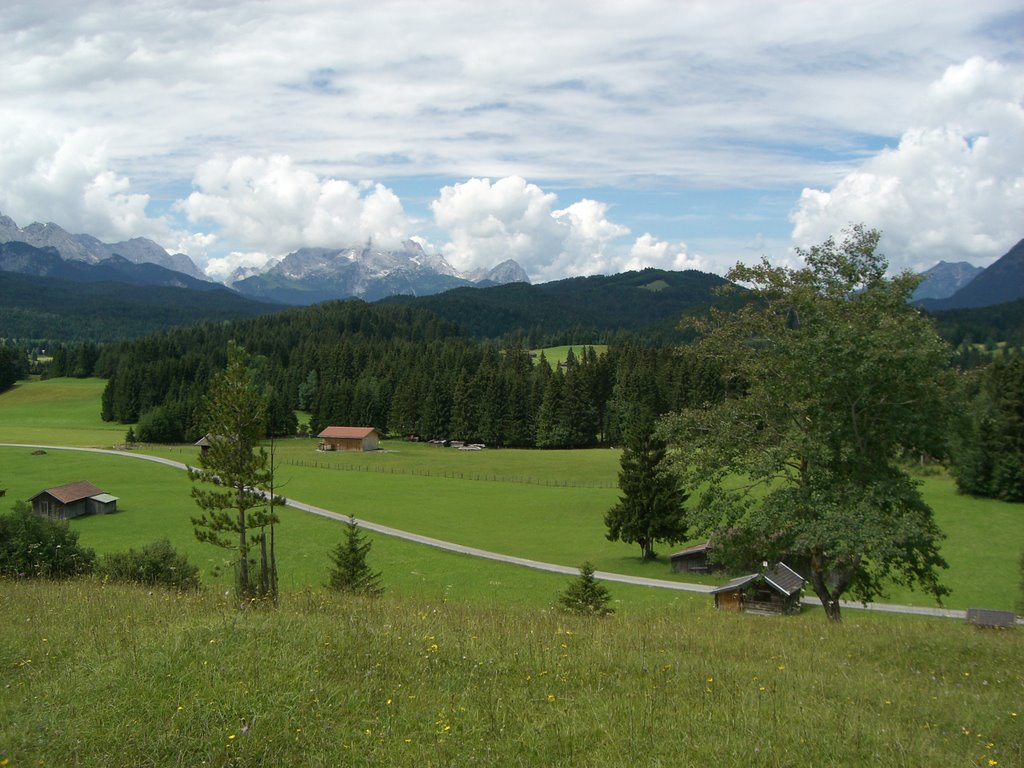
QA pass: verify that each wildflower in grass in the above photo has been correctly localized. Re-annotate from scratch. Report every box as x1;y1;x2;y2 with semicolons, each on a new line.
547;694;556;703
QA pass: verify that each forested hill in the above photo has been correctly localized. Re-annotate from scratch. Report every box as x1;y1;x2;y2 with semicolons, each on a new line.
378;268;735;341
0;269;281;344
928;297;1024;351
96;299;724;449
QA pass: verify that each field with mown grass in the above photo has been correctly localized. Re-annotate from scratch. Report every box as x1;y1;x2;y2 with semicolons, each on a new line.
2;377;1024;766
2;580;1022;767
2;378;1022;611
532;344;609;368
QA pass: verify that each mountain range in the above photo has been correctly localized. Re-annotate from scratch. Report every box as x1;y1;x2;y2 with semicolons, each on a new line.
0;212;205;280
911;261;983;301
1;208;1022;341
0;211;529;304
230;241;529;304
915;238;1024;310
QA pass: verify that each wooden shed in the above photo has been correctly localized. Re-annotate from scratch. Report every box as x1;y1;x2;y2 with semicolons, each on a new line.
711;562;805;615
317;426;381;452
31;481;118;520
669;541;723;574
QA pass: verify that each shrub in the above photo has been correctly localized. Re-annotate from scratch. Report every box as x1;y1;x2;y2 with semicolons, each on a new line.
99;539;201;591
558;562;613;616
136;404;186;443
0;501;96;578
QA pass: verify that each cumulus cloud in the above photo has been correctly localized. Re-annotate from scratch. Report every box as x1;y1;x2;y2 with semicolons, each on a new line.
625;234;704;272
431;177;566;279
791;57;1024;270
432;176;700;282
0;123;165;242
179;155;414;258
204;251;280;283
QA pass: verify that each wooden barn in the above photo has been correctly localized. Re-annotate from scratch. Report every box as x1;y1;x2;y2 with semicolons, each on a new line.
31;481;118;520
711;562;805;615
317;426;381;452
669;541;723;574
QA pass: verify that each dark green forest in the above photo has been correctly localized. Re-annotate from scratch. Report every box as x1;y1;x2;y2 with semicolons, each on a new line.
380;267;735;343
0;270;280;345
92;300;724;449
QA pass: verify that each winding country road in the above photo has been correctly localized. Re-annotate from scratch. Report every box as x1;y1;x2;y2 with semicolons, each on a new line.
5;442;1015;623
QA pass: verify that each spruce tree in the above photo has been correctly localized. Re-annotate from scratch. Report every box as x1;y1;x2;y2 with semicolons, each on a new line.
558;562;613;616
605;424;688;560
189;343;278;601
328;517;383;595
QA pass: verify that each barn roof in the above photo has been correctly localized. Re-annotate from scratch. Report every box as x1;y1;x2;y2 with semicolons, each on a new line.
710;573;760;594
318;426;378;439
670;541;711;559
763;562;805;596
33;481;107;504
710;562;805;597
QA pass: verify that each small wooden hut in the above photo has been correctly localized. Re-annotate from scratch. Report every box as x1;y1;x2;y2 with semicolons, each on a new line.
31;481;118;520
669;541;723;574
317;426;381;452
711;562;804;615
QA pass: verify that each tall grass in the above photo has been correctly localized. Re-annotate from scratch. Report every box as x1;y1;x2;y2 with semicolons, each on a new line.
2;580;1020;767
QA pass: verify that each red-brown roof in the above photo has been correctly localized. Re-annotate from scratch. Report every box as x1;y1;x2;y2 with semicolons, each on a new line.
318;426;378;439
34;481;106;504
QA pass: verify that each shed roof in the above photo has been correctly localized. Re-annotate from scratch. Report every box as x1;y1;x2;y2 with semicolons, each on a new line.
33;481;106;504
710;573;760;594
318;426;378;439
763;562;805;596
710;562;805;597
670;541;711;559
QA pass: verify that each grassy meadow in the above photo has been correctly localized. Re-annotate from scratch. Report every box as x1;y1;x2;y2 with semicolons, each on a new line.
2;377;1023;766
2;580;1022;767
2;377;1022;610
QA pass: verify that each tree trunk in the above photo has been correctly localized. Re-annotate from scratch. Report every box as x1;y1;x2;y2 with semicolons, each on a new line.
809;546;842;622
259;529;269;597
641;539;655;560
236;485;249;597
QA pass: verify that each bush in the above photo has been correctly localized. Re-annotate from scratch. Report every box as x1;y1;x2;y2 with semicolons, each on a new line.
0;501;96;578
558;562;613;616
135;404;187;443
99;539;201;591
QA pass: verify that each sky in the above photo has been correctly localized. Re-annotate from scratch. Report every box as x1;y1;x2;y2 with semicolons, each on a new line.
1;1;1022;284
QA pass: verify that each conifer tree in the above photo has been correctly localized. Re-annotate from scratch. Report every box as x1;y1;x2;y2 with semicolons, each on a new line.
558;562;613;616
328;517;383;595
605;423;688;560
189;343;278;600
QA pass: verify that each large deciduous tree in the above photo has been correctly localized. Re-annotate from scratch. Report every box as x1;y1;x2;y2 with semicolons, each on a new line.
189;343;279;601
661;226;951;621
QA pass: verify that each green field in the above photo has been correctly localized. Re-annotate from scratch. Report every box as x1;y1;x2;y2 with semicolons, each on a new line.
2;378;1023;767
533;344;609;368
2;378;1023;611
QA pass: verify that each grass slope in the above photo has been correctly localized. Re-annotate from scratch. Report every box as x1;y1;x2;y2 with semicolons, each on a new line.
2;581;1021;767
2;378;1023;611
